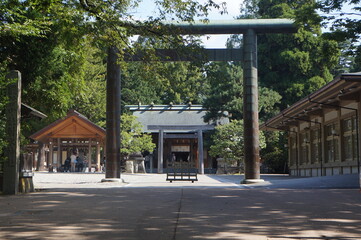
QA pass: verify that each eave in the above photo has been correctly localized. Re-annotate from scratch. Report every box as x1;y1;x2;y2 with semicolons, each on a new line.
261;72;361;131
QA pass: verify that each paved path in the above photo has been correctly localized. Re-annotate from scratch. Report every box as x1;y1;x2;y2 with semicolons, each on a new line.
0;173;360;240
32;172;242;189
33;172;360;189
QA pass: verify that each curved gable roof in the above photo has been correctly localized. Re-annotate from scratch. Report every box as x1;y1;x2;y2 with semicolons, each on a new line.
30;110;105;142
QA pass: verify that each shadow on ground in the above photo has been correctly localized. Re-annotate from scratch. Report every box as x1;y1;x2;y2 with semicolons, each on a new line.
0;185;360;239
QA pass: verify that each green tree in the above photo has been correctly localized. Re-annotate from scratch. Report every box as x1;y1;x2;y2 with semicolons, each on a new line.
0;0;51;39
0;0;222;132
0;65;9;157
234;0;341;173
318;0;361;44
0;0;226;176
0;0;61;159
351;46;361;72
239;0;340;108
260;131;288;173
209;120;266;169
1;0;92;123
120;114;155;156
202;61;282;122
73;37;107;127
120;35;207;107
317;0;361;73
203;62;243;122
121;60;205;106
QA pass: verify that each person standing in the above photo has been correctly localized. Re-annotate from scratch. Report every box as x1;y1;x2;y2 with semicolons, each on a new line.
76;155;84;172
70;153;77;172
64;157;71;172
102;157;106;173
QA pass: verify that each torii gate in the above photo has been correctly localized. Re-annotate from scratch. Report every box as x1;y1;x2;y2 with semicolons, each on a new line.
103;19;296;184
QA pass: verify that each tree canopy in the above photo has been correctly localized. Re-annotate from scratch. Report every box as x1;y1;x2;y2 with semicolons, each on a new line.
209;119;266;167
238;0;341;108
317;0;361;72
120;114;155;156
0;0;224;163
0;0;359;173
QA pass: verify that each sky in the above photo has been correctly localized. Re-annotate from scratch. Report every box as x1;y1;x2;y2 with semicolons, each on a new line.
130;0;244;48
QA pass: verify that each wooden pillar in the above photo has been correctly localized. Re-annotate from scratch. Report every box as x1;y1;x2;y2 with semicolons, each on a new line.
38;142;46;171
287;133;291;173
296;125;301;176
332;108;346;172
158;129;164;173
96;141;101;172
102;142;107;170
105;46;121;179
317;114;326;176
197;130;204;174
57;138;61;168
320;114;325;176
357;98;361;174
307;123;311;167
102;142;106;159
294;130;299;176
32;150;37;170
88;138;92;172
149;150;154;173
3;71;21;194
190;139;194;165
49;139;53;171
337;108;343;166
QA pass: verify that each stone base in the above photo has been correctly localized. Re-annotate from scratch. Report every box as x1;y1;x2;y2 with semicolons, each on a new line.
216;158;226;174
101;178;124;183
126;159;146;173
241;178;265;184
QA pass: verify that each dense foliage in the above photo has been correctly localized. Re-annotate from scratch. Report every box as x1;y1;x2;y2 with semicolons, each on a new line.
233;0;357;172
0;0;222;154
120;114;155;156
239;0;341;108
317;0;361;72
0;0;359;173
202;61;282;122
121;60;205;106
209;120;266;167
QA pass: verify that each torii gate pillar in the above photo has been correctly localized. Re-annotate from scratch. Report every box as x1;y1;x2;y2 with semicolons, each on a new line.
242;29;262;183
102;46;122;182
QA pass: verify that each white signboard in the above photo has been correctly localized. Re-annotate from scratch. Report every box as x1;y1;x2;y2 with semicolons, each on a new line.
171;145;190;152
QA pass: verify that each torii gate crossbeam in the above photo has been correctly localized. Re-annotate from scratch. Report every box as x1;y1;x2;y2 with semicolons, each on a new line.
105;19;296;183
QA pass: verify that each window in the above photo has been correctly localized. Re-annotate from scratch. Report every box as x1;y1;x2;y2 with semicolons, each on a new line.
342;116;357;162
325;123;339;163
290;135;297;166
300;132;310;165
310;128;320;164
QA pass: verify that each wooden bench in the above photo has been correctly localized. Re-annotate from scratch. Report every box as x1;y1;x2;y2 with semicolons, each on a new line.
166;162;198;183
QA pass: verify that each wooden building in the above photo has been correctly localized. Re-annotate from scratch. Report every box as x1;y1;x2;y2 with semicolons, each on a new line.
30;110;106;172
261;72;361;176
127;104;229;174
